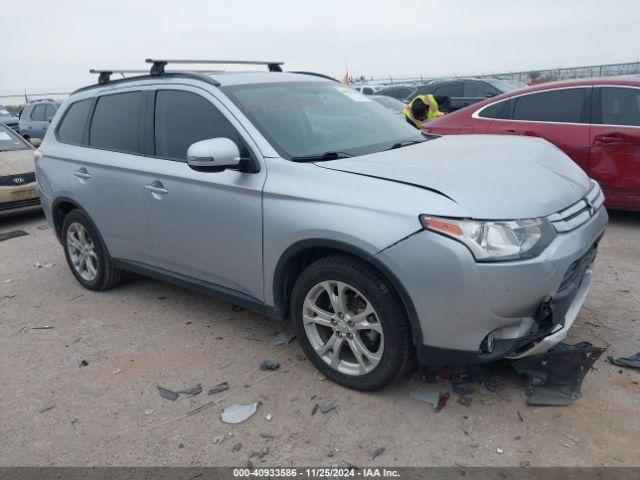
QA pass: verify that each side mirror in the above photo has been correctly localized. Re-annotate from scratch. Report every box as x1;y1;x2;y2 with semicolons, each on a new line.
47;117;54;123
187;138;241;171
30;138;42;147
485;92;497;98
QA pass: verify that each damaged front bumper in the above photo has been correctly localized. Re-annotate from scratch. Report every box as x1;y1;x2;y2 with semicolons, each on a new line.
510;341;605;406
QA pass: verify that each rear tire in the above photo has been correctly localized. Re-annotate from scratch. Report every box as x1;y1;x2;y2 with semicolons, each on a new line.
290;254;413;390
61;210;123;291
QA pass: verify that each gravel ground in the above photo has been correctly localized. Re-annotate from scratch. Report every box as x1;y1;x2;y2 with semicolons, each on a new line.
1;211;639;467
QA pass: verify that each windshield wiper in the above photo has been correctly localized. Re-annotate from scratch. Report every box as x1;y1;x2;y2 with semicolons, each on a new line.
291;151;354;162
385;139;425;151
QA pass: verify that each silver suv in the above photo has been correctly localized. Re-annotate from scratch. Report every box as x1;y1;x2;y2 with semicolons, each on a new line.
36;60;608;390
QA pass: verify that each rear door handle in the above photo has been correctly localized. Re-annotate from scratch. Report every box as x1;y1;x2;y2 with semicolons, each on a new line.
73;168;91;180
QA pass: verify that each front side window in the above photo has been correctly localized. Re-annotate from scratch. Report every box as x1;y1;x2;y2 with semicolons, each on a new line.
154;90;243;161
433;82;463;98
513;88;587;123
89;92;140;153
223;81;423;159
598;87;640;126
57;99;93;145
31;104;46;121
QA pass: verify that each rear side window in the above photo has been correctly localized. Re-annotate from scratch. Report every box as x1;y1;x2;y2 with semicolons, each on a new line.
45;103;57;120
57;99;93;144
598;87;640;126
477;99;513;119
31;104;46;121
154;90;241;161
89;92;141;153
513;88;586;123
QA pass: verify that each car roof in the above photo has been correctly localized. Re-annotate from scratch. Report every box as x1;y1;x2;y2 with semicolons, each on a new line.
71;71;331;97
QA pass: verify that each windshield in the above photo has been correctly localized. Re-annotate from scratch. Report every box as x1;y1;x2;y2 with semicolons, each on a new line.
0;124;29;151
222;81;423;159
371;95;406;112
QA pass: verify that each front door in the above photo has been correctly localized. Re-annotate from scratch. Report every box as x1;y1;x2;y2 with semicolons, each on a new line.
589;86;640;211
142;88;265;301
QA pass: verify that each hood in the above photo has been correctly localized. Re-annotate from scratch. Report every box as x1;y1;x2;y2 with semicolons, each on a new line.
0;115;18;126
317;135;591;219
0;149;35;177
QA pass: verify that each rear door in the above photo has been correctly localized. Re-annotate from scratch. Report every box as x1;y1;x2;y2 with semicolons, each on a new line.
485;87;592;172
29;104;48;138
66;90;155;264
589;86;640;210
141;87;265;301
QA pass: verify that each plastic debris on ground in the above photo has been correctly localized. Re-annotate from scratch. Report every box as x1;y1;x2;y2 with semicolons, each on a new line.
157;386;179;401
369;447;385;461
434;392;450;412
409;387;440;407
0;230;28;242
221;403;258;424
208;382;230;395
608;352;640;370
177;383;203;396
30;326;54;330
318;403;337;414
232;442;242;452
265;414;272;421
462;416;474;435
260;360;280;371
270;330;296;346
510;341;605;406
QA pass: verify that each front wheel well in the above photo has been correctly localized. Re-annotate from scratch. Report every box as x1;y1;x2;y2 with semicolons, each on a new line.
273;243;421;345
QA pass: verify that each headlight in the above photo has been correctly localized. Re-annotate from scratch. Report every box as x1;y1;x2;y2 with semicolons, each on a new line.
420;215;556;262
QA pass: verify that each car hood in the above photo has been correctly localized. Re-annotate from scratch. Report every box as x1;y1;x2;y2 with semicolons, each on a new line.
0;149;35;177
318;135;591;219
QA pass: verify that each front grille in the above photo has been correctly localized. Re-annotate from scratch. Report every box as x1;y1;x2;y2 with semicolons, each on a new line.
0;197;40;211
547;180;604;233
0;172;36;187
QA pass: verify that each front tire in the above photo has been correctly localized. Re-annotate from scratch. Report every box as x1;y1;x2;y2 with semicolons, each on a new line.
62;210;123;291
290;254;413;390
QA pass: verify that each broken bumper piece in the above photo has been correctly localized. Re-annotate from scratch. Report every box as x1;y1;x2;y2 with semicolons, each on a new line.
510;341;605;406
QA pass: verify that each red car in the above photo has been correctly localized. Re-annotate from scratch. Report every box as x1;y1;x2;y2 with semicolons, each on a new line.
424;77;640;212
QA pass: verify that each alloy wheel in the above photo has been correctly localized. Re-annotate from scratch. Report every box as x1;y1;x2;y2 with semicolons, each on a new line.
66;222;99;282
302;280;384;376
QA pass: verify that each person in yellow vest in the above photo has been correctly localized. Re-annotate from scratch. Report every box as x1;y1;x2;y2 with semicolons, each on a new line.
402;94;444;129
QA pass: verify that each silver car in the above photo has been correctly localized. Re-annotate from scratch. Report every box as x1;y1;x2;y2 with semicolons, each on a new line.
35;61;607;390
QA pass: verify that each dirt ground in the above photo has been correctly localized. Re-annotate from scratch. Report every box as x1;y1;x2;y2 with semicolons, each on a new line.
1;211;639;467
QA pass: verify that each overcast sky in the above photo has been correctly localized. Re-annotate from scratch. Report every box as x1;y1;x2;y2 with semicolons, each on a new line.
1;0;639;98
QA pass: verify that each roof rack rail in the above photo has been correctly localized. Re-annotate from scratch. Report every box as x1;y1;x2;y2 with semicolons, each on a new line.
290;71;339;83
145;58;284;76
89;69;149;84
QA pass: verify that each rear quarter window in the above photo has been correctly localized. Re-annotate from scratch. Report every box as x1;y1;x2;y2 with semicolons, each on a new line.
89;92;141;153
57;99;93;145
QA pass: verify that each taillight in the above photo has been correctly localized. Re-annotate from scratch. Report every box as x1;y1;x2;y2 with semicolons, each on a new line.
33;150;43;164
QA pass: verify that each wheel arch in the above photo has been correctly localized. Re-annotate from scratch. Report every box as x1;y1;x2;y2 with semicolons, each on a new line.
272;239;423;347
51;197;110;256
